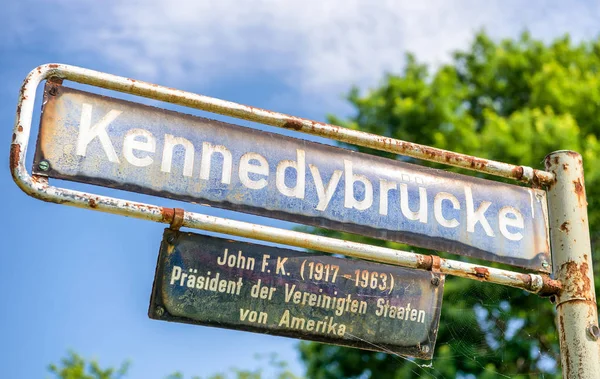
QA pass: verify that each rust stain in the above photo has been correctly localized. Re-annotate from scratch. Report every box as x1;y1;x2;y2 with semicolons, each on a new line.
48;76;64;85
558;313;570;377
544;155;551;167
430;255;442;272
562;163;569;171
48;64;59;69
560;221;570;233
282;120;303;131
561;261;592;299
275;113;519;178
512;166;524;180
171;208;185;230
88;198;98;208
573;178;586;207
586;301;596;319
9;144;20;171
473;267;490;280
532;170;546;188
31;174;49;186
417;146;490;170
19;79;30;100
543;159;559;188
539;276;562;296
161;207;175;223
469;157;489;170
416;254;432;270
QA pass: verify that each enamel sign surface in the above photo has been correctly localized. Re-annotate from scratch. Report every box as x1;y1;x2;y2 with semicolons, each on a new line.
149;230;444;359
34;83;550;271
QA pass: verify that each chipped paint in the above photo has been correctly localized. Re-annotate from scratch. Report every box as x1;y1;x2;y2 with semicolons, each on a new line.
573;178;586;207
473;267;490;280
560;261;592;300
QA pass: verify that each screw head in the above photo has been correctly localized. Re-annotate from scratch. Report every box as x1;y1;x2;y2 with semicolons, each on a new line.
431;276;440;286
38;160;50;171
48;86;58;96
542;261;550;268
167;235;175;244
155;306;165;318
588;325;600;340
420;345;430;354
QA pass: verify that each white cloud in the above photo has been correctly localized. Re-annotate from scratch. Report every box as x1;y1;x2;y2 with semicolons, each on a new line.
5;0;600;112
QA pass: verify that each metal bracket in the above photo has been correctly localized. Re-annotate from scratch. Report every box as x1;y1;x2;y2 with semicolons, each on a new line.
47;76;64;86
430;255;442;274
429;255;443;286
170;208;185;230
47;76;63;93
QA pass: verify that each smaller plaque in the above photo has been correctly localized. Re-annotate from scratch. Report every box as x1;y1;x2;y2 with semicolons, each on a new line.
149;229;444;359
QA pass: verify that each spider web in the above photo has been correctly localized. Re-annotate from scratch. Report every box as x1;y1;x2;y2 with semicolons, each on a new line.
340;275;559;379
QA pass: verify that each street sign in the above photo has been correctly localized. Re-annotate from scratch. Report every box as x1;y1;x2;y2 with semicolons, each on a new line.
12;65;593;376
34;83;550;271
149;229;444;359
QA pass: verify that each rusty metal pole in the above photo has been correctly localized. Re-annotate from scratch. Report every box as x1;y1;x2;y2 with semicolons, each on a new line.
545;151;600;378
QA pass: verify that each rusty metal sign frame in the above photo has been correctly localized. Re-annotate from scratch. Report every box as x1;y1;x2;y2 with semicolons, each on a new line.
10;64;560;297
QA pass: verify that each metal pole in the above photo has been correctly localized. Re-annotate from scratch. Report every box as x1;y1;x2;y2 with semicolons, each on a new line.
180;210;560;295
545;151;600;378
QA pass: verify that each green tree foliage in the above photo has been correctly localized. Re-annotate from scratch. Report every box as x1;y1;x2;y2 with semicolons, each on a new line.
48;351;301;379
48;351;129;379
300;31;600;378
198;353;301;379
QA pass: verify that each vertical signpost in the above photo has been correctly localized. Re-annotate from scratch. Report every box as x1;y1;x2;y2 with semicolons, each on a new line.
545;152;600;377
9;64;600;376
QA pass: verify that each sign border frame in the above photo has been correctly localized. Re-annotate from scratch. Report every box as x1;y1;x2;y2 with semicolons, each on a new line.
9;64;561;297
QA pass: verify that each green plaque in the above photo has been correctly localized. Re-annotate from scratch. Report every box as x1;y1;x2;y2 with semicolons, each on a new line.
149;229;444;359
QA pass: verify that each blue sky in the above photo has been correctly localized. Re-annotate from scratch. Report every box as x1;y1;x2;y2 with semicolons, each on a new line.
1;1;600;378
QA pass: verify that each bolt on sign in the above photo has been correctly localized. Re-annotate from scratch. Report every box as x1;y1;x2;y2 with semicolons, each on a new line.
33;83;550;272
149;229;444;359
